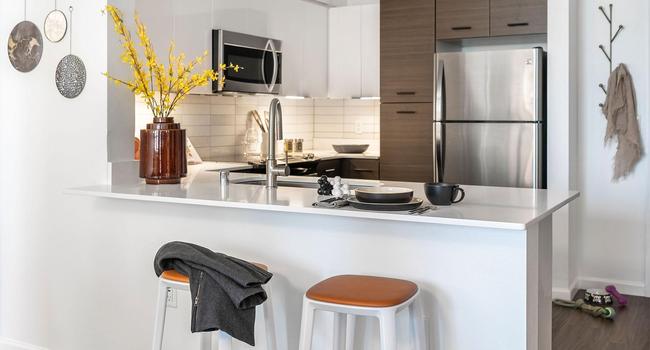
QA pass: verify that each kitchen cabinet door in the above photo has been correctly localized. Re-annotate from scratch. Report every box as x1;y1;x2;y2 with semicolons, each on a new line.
329;5;380;99
361;4;380;98
329;6;362;98
381;0;435;54
380;52;434;103
436;0;490;40
300;3;329;97
380;103;433;182
342;159;380;180
173;0;213;94
490;0;547;36
380;0;434;103
317;159;342;177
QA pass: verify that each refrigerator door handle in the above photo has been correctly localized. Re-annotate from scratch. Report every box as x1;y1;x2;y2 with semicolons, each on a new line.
533;123;543;188
435;59;445;122
434;58;445;182
435;122;445;182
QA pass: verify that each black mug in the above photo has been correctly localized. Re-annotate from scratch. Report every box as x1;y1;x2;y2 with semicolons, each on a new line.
424;183;465;206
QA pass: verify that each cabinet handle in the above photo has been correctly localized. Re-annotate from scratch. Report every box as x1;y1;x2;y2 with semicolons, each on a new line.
452;26;472;31
396;91;416;95
507;22;530;27
396;111;416;114
353;168;374;172
325;168;336;172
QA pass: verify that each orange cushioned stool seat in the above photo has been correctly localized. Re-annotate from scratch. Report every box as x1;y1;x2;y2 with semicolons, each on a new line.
299;274;426;350
306;274;418;308
161;263;269;284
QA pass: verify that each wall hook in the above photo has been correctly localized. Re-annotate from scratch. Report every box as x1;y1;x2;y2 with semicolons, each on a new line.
598;3;624;107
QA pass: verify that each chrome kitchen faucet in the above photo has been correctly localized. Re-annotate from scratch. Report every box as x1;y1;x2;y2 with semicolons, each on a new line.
266;98;290;188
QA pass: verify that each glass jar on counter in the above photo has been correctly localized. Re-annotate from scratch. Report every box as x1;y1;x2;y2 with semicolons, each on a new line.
293;138;304;157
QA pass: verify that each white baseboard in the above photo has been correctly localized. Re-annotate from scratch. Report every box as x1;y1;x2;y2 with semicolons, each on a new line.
0;338;48;350
553;278;579;300
576;276;646;297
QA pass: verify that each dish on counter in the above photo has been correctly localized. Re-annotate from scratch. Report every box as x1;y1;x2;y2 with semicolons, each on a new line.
332;144;370;154
347;197;423;211
354;187;414;203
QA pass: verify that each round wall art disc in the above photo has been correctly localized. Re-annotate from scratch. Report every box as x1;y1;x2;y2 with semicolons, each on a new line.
44;10;67;43
55;54;86;98
7;21;43;73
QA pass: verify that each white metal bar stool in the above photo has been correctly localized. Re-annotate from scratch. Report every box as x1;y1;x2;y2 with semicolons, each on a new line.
298;275;426;350
152;265;277;350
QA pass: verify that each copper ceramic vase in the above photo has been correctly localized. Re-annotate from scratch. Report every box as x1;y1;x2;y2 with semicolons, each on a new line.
140;117;187;184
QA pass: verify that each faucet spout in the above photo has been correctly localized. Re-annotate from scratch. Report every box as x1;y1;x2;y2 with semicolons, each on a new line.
266;98;289;188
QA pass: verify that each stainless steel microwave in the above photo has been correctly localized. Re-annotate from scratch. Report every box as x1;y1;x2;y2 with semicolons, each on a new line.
212;30;282;94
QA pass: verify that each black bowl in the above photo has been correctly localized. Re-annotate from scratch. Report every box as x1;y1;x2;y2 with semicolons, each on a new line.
354;187;414;203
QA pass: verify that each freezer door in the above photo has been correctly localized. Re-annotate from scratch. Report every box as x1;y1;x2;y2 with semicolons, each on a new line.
435;49;543;122
439;122;543;188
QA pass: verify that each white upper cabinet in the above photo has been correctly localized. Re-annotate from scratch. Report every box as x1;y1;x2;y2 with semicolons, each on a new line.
328;4;380;98
360;4;380;98
211;0;329;97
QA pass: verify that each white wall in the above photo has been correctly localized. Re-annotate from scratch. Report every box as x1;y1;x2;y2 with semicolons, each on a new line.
0;1;108;348
574;0;650;296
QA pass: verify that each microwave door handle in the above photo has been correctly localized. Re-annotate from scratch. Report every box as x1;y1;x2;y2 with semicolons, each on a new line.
261;44;269;91
268;40;279;93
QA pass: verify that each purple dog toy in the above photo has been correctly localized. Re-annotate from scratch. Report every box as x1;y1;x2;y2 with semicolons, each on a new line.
605;285;628;306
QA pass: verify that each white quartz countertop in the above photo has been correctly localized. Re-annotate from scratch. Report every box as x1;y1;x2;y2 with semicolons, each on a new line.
67;163;579;231
309;150;380;160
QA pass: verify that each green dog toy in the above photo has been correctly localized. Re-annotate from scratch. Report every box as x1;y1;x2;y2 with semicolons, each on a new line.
553;298;616;319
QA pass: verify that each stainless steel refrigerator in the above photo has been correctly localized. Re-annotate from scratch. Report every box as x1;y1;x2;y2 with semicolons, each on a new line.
434;48;546;189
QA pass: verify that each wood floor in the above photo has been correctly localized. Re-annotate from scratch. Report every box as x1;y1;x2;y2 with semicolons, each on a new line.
553;291;650;349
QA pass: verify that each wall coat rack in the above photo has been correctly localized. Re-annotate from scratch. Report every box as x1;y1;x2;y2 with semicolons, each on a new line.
598;3;624;107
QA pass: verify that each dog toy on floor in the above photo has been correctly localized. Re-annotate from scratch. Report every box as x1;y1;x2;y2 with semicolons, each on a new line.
553;298;616;319
605;285;628;306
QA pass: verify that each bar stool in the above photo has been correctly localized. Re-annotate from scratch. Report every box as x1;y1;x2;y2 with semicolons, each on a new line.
152;263;277;350
298;275;426;350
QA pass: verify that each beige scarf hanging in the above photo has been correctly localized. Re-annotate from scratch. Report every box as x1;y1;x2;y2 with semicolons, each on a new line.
601;63;643;181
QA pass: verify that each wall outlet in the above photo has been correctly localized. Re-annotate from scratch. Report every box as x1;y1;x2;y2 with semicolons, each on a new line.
354;121;363;134
166;287;177;308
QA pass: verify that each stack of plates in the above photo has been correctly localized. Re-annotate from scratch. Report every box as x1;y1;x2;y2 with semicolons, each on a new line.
349;187;423;211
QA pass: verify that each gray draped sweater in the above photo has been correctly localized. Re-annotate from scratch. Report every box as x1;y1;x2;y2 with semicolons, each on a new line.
154;242;273;346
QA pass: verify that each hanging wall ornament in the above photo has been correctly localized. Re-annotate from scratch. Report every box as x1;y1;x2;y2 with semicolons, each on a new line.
7;0;43;72
55;6;86;99
44;0;67;43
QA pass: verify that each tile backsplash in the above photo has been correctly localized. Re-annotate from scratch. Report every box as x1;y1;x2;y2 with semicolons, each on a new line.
135;95;380;160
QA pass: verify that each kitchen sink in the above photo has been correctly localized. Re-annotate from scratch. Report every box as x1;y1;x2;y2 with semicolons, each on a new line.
233;179;373;190
234;179;320;188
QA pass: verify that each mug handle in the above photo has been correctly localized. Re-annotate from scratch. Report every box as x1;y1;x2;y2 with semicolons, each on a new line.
452;188;465;204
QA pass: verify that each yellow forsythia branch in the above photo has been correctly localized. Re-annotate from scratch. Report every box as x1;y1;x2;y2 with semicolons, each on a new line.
104;5;234;119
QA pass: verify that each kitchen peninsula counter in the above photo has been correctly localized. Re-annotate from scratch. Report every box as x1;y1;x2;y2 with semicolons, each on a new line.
68;165;575;231
67;164;577;350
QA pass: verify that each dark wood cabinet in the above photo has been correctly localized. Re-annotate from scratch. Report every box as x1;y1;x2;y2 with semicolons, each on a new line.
380;0;434;103
380;0;435;53
317;159;342;177
436;0;490;40
342;159;380;180
436;0;547;39
490;0;547;36
380;53;434;103
380;103;433;182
